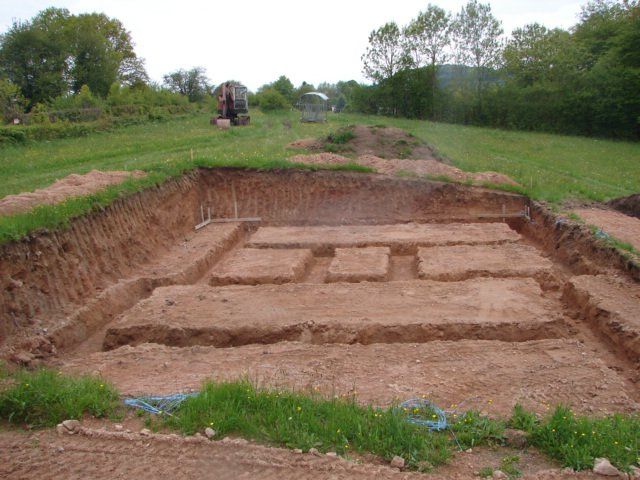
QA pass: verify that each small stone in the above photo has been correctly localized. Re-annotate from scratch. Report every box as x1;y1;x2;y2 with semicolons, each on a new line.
326;452;337;457
503;428;528;449
492;470;508;479
308;448;321;456
56;424;66;436
204;427;216;439
390;456;405;469
140;428;151;436
57;446;64;453
194;433;203;438
593;458;621;476
465;448;473;453
62;419;81;432
114;424;124;431
293;449;303;454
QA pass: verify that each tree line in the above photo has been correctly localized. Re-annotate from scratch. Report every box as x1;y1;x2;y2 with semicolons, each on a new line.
0;8;216;125
356;0;639;140
1;3;637;141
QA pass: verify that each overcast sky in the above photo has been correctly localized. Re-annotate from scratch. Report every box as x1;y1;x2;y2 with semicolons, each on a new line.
1;0;586;91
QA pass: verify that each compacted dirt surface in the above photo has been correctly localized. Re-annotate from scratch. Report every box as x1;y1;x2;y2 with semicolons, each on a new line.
0;169;146;216
4;427;599;480
2;168;640;478
573;207;640;252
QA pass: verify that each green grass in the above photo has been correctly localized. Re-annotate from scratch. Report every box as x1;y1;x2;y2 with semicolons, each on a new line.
153;380;504;471
0;368;120;427
1;369;637;473
510;404;640;471
0;110;639;242
326;126;356;145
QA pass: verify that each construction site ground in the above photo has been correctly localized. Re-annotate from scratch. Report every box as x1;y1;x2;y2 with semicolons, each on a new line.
1;168;639;479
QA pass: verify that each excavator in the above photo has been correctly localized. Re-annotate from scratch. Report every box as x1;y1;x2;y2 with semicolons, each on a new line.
211;82;250;126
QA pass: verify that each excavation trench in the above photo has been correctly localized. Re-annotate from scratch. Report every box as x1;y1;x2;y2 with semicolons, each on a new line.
0;167;638;386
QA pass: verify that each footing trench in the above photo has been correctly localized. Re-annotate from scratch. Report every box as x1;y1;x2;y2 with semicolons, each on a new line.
2;167;639;422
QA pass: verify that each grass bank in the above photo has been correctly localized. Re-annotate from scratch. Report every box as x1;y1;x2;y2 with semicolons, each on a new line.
0;110;638;242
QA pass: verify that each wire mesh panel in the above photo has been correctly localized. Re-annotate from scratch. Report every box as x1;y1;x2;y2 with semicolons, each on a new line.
299;92;328;122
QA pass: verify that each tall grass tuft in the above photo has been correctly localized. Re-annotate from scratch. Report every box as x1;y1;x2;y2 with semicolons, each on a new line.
0;368;120;427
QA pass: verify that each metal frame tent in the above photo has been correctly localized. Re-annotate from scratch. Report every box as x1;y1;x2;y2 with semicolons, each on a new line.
299;92;329;122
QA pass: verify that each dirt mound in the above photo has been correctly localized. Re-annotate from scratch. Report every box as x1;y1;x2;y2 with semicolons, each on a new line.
289;152;518;186
608;193;640;219
347;124;436;160
0;169;146;216
288;125;435;160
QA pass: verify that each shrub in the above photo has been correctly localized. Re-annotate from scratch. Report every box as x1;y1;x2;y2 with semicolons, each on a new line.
256;88;290;112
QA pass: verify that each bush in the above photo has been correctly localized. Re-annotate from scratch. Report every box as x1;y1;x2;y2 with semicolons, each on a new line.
0;127;27;145
256;88;290;112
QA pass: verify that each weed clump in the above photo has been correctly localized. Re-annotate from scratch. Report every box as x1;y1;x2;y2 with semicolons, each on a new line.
326;126;356;145
0;368;120;427
509;404;640;471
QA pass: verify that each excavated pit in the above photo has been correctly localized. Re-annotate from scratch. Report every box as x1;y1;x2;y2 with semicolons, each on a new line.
2;167;639;417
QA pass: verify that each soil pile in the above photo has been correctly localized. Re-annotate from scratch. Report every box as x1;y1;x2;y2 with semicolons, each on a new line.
0;169;146;216
288;124;434;160
289;152;518;186
288;125;518;186
608;193;640;219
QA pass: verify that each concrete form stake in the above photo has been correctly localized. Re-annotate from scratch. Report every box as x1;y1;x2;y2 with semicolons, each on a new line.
195;204;212;230
231;183;238;219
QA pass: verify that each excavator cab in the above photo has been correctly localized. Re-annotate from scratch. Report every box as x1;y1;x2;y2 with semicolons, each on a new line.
212;82;250;127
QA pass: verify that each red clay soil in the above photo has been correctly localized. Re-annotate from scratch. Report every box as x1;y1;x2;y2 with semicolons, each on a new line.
102;278;567;350
417;243;555;285
289;152;518;186
573;207;640;252
0;169;146;216
209;248;313;285
563;274;640;363
247;223;522;254
326;247;391;283
63;339;637;416
6;222;243;363
2;427;592;480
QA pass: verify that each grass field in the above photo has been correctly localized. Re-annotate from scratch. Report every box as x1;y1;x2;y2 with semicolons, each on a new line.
0;110;639;241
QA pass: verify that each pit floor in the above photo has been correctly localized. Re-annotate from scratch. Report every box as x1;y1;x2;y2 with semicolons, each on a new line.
60;221;640;417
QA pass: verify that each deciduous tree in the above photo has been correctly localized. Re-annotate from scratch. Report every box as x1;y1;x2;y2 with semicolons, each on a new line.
361;22;407;82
